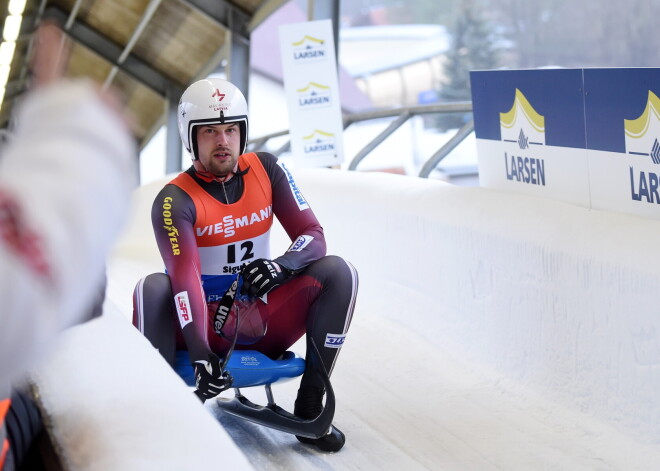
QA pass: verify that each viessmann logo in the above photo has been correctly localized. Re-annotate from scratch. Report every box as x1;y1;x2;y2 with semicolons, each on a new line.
500;89;546;186
291;35;327;62
196;205;273;238
625;90;660;204
296;82;332;109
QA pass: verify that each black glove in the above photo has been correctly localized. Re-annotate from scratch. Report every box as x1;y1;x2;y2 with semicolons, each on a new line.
193;352;232;401
240;259;289;298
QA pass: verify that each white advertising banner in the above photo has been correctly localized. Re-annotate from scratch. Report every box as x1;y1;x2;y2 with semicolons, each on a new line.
279;20;344;169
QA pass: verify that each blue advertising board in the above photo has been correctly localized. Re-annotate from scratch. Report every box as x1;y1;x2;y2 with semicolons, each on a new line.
470;69;590;207
471;68;660;219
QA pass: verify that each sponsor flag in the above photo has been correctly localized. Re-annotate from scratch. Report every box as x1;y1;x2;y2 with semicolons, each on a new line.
279;20;344;169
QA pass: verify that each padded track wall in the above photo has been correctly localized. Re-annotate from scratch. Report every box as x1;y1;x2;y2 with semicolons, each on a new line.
284;169;660;444
94;168;660;461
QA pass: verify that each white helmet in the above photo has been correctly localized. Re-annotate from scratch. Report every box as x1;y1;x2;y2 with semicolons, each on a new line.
177;78;249;160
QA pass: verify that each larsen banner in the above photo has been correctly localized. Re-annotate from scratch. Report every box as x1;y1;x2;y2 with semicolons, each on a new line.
279;20;344;169
470;69;590;208
584;68;660;219
470;68;660;220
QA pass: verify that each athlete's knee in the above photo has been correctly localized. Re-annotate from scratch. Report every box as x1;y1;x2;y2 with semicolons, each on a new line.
141;272;172;296
307;255;356;278
132;273;173;330
309;255;358;289
335;256;359;286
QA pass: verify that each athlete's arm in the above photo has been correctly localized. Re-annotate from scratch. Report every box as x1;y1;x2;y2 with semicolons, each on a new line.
151;184;211;362
0;80;136;389
256;152;326;273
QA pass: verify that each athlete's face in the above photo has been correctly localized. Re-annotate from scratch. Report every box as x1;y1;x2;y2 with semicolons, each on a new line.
196;123;241;177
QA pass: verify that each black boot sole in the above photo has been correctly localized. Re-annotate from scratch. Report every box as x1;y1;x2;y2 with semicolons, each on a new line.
296;426;345;452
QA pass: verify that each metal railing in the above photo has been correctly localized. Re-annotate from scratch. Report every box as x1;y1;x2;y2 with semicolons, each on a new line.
246;101;475;179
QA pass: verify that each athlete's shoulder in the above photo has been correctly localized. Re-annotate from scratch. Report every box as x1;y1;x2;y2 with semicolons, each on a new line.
155;169;195;200
262;157;310;212
151;180;196;223
252;151;287;177
154;182;189;201
251;151;277;168
244;151;285;187
167;167;198;187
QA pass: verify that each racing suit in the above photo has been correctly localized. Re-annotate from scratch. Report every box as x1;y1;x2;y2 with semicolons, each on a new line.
133;152;358;390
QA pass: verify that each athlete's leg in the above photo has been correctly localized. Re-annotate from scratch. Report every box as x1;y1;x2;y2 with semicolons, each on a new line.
299;255;358;388
292;256;357;451
230;255;358;377
227;255;357;449
207;256;357;450
276;256;357;451
132;273;177;366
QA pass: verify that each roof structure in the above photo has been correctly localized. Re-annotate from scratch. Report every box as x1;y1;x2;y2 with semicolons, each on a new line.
1;0;287;148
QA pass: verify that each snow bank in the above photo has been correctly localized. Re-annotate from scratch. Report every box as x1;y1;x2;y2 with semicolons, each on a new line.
289;169;660;445
30;305;253;471
28;179;254;471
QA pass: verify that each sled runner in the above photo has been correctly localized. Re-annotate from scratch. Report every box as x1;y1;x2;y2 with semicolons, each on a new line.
173;275;335;439
174;340;335;439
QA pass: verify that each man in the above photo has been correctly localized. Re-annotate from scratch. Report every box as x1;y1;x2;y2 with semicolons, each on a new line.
0;23;136;469
133;78;358;452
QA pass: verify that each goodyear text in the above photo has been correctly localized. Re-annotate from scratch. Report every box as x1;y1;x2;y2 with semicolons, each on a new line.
162;197;180;255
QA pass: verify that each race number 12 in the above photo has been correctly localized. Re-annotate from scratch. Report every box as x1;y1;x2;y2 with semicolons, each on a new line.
227;241;254;264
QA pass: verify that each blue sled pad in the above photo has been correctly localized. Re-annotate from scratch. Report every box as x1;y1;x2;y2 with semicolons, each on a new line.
174;350;305;389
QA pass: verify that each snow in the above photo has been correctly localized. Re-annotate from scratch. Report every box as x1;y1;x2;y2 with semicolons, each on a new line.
29;168;660;470
29;305;253;471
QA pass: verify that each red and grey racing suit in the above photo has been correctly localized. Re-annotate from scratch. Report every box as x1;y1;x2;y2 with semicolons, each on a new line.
133;152;358;389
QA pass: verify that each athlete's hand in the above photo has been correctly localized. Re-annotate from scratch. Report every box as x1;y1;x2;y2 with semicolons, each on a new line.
30;21;134;133
240;259;288;298
193;352;232;401
30;21;70;88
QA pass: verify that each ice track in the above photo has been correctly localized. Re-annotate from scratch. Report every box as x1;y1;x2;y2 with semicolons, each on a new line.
32;169;660;470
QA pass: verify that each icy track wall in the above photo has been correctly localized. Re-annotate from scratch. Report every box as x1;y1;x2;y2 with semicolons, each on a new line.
285;169;660;445
36;167;660;470
29;178;256;469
